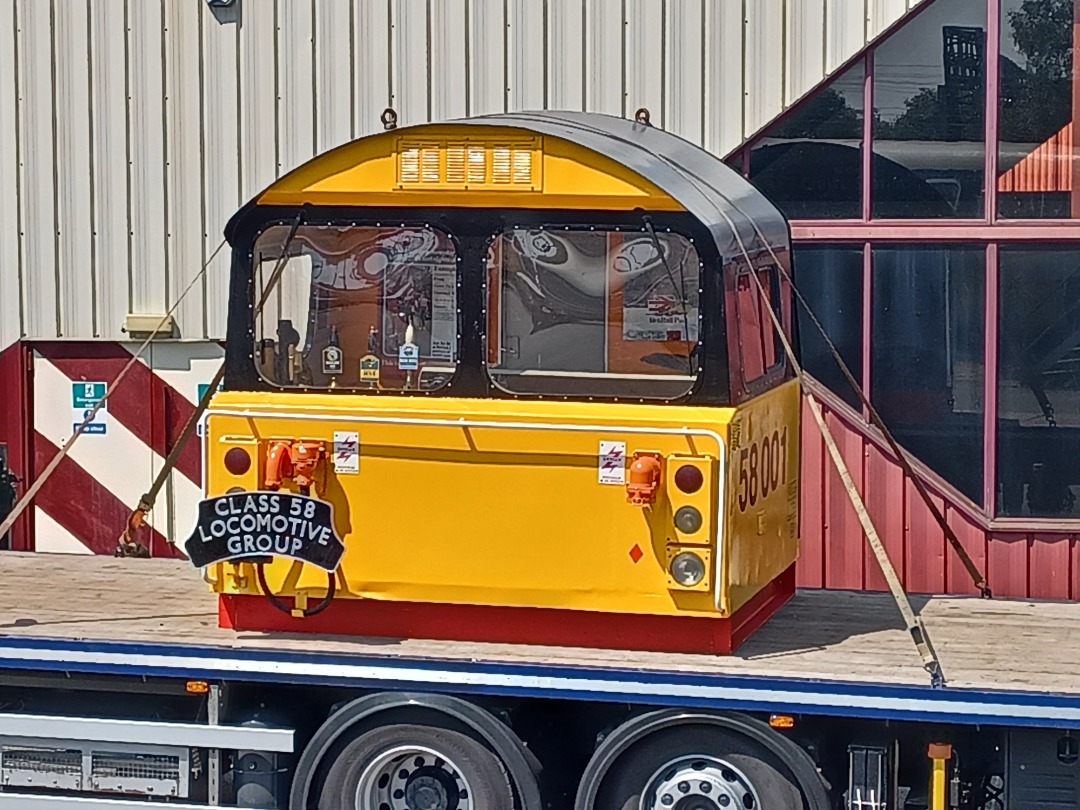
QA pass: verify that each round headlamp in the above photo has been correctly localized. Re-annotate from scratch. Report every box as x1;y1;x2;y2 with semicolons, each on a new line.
674;505;703;534
669;552;706;587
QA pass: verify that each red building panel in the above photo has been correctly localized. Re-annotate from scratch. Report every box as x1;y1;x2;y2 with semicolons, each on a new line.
865;442;907;592
1028;534;1072;601
796;390;1080;603
1070;537;1080;601
905;481;947;594
797;400;827;588
823;407;866;590
0;342;31;551
943;506;987;597
987;534;1030;599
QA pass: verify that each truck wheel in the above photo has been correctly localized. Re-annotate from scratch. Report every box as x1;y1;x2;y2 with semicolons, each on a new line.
317;722;514;810
594;726;804;810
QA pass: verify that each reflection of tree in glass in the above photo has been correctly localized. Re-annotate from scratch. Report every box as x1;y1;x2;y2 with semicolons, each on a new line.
1000;0;1072;143
769;88;861;139
876;23;985;144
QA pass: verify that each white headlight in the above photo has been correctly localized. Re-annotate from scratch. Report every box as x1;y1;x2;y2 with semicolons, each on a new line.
669;552;705;587
674;505;703;534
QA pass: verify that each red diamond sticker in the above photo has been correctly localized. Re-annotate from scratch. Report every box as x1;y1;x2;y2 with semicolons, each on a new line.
629;544;643;563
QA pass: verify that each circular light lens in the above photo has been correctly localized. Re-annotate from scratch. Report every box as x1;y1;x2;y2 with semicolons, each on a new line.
226;486;246;495
224;447;251;476
674;464;703;494
670;552;705;587
674;505;703;534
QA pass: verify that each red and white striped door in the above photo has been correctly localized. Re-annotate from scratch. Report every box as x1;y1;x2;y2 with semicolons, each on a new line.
31;342;223;556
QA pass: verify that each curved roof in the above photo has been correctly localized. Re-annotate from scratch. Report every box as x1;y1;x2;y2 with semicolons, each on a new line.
454;111;789;260
228;110;788;262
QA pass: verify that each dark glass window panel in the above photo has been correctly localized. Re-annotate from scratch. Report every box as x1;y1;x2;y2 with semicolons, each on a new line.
872;0;987;218
793;245;864;408
998;0;1078;218
997;248;1080;517
749;62;865;219
872;246;985;502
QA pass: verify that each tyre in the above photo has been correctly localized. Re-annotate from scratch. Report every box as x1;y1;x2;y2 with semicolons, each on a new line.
594;726;805;810
316;722;514;810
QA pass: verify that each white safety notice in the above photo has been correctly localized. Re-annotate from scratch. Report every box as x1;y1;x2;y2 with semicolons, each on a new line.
398;342;419;371
598;440;626;485
333;431;360;474
429;267;457;361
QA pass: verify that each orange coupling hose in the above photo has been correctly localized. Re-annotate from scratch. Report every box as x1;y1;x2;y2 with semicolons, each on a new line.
264;441;295;490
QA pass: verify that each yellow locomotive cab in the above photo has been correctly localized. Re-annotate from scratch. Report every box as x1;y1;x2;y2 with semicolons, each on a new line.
192;111;799;654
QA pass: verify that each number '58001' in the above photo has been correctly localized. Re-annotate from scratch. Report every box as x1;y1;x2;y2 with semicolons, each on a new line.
737;426;788;511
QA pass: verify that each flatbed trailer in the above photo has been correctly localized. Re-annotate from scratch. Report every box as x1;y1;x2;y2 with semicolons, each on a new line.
0;552;1078;809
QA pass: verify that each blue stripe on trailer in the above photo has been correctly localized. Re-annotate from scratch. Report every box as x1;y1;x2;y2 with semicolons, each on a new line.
0;635;1076;729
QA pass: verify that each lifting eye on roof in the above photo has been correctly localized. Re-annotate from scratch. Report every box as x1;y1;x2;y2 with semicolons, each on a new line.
634;107;652;126
381;107;398;131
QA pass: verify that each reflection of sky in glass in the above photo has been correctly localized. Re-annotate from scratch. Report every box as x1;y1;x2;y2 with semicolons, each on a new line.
873;0;985;123
829;69;863;113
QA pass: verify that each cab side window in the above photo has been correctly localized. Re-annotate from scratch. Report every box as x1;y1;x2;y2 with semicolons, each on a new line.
731;264;785;396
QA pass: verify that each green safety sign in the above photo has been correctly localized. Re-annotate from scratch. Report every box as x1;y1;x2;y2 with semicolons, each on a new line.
72;382;108;436
72;382;106;409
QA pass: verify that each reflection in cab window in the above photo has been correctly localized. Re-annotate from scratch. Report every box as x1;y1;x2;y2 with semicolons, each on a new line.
254;225;458;391
486;228;701;398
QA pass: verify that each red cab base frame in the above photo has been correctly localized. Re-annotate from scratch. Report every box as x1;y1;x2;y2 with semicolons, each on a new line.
219;563;796;655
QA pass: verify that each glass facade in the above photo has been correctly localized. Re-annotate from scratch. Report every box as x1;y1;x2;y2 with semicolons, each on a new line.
750;64;864;219
735;0;1080;521
872;0;986;218
792;245;864;408
871;246;985;502
997;247;1080;516
998;0;1077;218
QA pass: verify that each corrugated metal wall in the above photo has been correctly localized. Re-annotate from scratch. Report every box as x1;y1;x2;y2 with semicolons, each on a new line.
0;0;925;345
797;392;1080;601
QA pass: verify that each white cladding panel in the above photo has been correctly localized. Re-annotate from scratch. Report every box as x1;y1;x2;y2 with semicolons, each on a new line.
0;0;925;344
0;0;19;349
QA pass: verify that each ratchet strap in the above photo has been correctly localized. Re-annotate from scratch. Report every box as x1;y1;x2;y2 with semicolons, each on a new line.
745;266;946;688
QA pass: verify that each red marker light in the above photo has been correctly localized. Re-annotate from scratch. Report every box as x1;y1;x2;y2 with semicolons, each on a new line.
674;464;703;494
224;447;251;476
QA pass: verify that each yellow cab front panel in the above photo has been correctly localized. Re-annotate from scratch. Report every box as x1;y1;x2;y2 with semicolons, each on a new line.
204;381;799;620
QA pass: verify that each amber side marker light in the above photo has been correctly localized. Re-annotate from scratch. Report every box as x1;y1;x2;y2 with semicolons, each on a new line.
674;464;703;494
769;714;795;729
185;680;210;694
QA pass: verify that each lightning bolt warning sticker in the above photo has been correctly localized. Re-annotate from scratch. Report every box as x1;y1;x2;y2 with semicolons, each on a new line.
333;431;360;474
598;440;626;485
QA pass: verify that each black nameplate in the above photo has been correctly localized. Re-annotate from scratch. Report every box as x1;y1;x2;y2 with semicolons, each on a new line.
184;492;344;572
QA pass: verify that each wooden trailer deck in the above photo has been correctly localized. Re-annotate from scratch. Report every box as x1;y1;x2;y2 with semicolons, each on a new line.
0;551;1076;702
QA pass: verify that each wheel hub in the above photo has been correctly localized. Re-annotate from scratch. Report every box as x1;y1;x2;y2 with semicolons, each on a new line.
641;756;759;810
355;744;473;810
405;771;454;810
